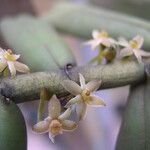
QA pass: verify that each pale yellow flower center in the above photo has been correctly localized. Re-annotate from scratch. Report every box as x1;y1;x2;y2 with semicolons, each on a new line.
49;119;62;135
81;89;91;101
129;40;139;49
98;31;109;38
4;49;16;61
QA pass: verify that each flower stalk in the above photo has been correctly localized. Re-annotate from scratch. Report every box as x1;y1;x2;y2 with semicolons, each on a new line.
37;88;52;122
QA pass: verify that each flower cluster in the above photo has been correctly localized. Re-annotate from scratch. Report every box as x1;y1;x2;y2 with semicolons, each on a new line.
84;30;150;63
33;74;105;143
0;48;30;77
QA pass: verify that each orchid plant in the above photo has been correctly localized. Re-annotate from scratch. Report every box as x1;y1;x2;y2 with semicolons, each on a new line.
1;30;150;145
1;30;150;144
1;3;150;150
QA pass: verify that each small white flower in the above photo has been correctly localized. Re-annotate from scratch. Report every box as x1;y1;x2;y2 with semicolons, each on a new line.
61;74;106;121
0;48;30;76
33;95;77;143
118;35;150;63
84;30;116;50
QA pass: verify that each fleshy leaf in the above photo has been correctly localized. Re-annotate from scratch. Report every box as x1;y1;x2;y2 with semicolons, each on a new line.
0;15;76;72
44;2;150;49
116;77;150;150
0;95;27;150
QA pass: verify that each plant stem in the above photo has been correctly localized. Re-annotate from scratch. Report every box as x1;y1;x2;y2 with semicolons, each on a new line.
0;61;145;104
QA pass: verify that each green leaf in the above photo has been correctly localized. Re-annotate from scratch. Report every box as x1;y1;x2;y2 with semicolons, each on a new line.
0;96;26;150
0;15;76;71
43;2;150;49
116;77;150;150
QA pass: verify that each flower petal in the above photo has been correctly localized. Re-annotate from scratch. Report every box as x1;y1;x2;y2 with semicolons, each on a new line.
65;95;82;108
133;35;144;49
84;39;102;50
48;95;61;118
133;49;142;63
59;108;72;120
49;132;55;143
120;48;133;58
118;37;129;47
7;61;16;76
79;73;86;89
138;50;150;57
87;96;106;107
61;80;82;95
62;120;77;131
14;61;30;73
32;120;50;133
92;30;100;39
76;102;87;121
85;80;101;92
102;38;116;47
12;54;20;60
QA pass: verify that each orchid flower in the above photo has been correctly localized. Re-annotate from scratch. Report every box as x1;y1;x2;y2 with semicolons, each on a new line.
0;48;30;76
118;35;150;63
33;95;77;143
61;74;106;120
84;30;117;50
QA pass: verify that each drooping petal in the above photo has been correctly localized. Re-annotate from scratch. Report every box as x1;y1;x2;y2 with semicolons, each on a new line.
119;48;133;58
138;50;150;57
62;120;77;131
86;96;106;107
79;73;86;89
32;120;50;133
118;37;129;47
49;132;55;143
76;102;87;121
85;80;101;92
0;61;7;72
14;61;30;73
7;61;16;76
133;49;142;63
65;95;82;108
61;80;82;95
48;95;61;119
92;30;100;39
133;35;144;49
59;108;72;121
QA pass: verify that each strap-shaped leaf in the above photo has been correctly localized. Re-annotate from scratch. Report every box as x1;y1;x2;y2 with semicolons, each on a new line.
0;15;76;71
116;77;150;150
0;96;26;150
43;2;150;49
